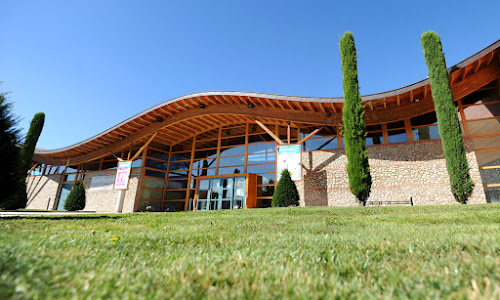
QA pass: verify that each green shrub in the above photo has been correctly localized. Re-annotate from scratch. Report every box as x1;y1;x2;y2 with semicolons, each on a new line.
339;32;372;205
64;181;86;211
421;31;474;203
272;169;299;207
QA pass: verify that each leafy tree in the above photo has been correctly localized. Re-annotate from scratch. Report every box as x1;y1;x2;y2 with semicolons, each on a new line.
272;169;299;207
339;32;372;205
21;112;45;173
64;181;86;211
421;31;474;203
0;92;25;210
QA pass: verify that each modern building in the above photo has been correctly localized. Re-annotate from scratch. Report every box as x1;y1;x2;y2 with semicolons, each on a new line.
26;40;500;212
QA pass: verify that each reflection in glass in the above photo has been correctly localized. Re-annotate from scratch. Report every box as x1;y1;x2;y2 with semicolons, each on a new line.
303;137;338;151
219;156;245;167
467;118;500;135
412;126;440;141
365;132;383;146
165;190;187;201
139;201;161;211
218;166;244;175
141;189;163;200
247;164;274;174
485;186;500;203
163;202;185;211
388;129;408;144
143;177;164;189
219;145;245;157
479;168;500;185
56;184;73;210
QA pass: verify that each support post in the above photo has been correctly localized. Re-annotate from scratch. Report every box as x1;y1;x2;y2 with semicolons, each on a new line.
115;189;126;213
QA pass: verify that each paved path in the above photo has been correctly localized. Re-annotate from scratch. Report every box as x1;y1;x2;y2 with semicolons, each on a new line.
0;211;98;218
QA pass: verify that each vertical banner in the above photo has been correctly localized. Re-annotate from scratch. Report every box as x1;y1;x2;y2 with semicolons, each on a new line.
277;144;301;180
114;161;132;190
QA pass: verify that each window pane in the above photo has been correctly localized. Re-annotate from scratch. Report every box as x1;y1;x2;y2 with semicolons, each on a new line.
467;118;500;135
194;148;217;160
464;103;500;120
163;201;185;212
462;90;498;105
141;189;163;200
198;179;210;199
165;190;187;201
247;153;275;164
139;201;161;212
484;186;500;203
412;125;440;141
132;159;142;168
479;168;500;185
387;120;405;130
101;161;117;170
303;136;338;151
257;173;276;185
143;177;164;189
192;168;216;177
145;169;165;179
476;151;500;167
170;152;191;161
168;161;190;171
473;136;500;150
64;174;76;182
258;186;275;197
247;163;275;174
365;132;383;146
248;142;275;155
192;158;216;169
219;156;245;167
148;149;169;161
218;166;244;175
166;180;188;189
221;136;245;147
83;162;100;171
168;170;188;179
411;112;438;127
220;145;245;157
388;129;408;144
145;159;168;171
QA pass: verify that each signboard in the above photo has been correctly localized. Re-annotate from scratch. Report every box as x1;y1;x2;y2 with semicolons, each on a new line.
114;161;132;190
90;175;115;191
277;144;301;181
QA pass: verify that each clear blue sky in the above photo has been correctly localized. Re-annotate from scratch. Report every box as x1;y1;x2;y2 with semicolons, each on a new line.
1;0;499;149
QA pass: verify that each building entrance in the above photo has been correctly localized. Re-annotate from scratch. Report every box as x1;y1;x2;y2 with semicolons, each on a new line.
193;173;257;211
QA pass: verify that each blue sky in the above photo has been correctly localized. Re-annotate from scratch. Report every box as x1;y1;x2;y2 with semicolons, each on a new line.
1;0;499;149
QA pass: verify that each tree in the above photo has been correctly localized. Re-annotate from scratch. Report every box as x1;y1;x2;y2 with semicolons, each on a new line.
64;181;86;211
272;169;299;207
421;31;474;203
0;92;24;210
339;32;372;205
21;112;45;173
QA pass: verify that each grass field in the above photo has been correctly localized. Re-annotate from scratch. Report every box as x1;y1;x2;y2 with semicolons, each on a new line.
1;204;500;299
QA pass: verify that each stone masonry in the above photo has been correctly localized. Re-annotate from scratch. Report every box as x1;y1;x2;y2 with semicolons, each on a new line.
26;168;143;213
296;139;487;206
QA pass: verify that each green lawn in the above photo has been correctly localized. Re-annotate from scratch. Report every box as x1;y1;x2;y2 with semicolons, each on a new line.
2;205;500;299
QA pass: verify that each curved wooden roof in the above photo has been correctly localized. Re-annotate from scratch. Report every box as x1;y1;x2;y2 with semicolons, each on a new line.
34;40;500;166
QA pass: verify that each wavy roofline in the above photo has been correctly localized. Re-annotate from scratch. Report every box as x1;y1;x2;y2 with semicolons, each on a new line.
36;39;500;155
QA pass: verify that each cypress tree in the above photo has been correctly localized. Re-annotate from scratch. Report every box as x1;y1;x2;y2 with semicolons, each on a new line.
339;32;372;205
272;169;299;207
421;31;474;203
21;112;45;173
64;181;86;211
0;92;24;210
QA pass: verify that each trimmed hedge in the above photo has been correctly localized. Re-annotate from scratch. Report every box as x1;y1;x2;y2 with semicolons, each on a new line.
421;31;474;203
21;112;45;173
272;169;299;207
64;181;86;211
339;32;372;205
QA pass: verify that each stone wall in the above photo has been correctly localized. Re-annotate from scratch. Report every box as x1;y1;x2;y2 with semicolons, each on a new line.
82;168;142;213
297;139;487;206
25;168;143;213
26;174;63;210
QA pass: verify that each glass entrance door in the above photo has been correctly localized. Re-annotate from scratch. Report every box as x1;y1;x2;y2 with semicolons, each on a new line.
196;176;246;211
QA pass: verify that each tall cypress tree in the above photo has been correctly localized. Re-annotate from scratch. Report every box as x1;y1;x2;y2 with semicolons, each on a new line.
421;31;474;203
339;32;372;205
21;112;45;173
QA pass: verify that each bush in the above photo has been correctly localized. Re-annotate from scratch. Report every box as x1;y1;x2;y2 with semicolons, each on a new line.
420;31;474;203
339;32;372;205
64;181;86;211
272;169;299;207
21;112;45;173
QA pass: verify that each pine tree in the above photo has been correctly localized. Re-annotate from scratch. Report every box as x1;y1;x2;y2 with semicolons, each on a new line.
272;169;299;207
0;92;24;210
64;181;86;211
339;32;372;205
421;31;474;203
21;112;45;173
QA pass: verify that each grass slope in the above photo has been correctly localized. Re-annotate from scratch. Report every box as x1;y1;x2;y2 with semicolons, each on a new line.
1;205;500;299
